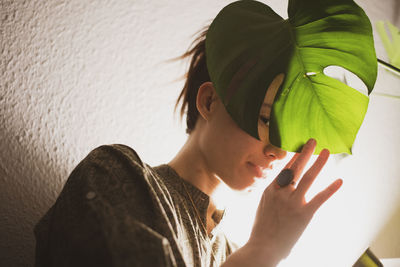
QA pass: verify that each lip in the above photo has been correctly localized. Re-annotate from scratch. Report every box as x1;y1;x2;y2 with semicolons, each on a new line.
247;162;264;178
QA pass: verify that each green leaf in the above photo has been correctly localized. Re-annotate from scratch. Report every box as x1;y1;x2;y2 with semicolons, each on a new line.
271;0;377;154
206;0;377;154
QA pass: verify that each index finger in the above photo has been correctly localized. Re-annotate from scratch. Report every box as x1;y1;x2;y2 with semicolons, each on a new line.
296;148;330;196
290;138;317;183
284;153;299;169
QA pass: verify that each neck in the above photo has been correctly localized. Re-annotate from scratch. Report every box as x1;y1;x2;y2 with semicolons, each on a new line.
168;133;221;197
168;133;221;233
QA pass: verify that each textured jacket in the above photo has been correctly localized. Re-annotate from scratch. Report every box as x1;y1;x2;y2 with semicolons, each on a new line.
34;144;235;267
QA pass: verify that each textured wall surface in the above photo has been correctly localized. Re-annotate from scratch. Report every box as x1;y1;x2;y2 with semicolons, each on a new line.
1;1;399;266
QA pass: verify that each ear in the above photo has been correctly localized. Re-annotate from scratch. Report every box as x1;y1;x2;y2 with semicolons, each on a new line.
196;82;218;121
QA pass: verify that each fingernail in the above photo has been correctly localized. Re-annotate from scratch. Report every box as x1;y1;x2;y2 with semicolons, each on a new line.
309;138;316;145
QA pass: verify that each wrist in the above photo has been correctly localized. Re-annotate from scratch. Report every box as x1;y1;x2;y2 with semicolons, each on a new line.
222;242;283;267
244;242;283;267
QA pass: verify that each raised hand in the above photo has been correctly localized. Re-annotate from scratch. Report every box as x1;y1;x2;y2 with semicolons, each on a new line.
223;139;343;267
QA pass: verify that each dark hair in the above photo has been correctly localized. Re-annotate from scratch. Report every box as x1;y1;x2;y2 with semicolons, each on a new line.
174;27;210;135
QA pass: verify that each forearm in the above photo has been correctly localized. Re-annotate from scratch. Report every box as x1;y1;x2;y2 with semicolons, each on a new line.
221;243;282;267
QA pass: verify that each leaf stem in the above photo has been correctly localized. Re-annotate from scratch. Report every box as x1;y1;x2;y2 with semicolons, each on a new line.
378;58;400;76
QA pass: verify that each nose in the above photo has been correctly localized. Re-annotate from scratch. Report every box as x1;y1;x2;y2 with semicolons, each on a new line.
263;143;287;160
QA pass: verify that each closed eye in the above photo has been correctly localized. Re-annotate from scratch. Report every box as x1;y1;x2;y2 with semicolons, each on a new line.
259;115;270;127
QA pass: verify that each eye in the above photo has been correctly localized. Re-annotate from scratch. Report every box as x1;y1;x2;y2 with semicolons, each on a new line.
259;115;270;127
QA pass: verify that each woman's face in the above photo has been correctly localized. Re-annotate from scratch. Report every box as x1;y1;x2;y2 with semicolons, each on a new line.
201;74;287;190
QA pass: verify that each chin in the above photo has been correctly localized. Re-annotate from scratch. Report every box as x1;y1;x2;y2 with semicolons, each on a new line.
227;173;257;191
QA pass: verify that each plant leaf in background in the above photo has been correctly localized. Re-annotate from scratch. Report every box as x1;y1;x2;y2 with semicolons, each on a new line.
270;0;377;154
376;21;400;69
206;0;377;155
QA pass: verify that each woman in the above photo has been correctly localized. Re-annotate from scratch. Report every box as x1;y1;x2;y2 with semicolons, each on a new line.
34;3;343;267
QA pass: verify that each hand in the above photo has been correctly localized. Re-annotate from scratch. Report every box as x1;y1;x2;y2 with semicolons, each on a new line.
245;138;342;266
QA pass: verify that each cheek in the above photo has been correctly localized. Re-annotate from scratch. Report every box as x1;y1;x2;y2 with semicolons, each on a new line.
258;123;269;143
206;122;253;171
203;120;239;164
204;108;262;181
216;131;247;165
205;125;261;190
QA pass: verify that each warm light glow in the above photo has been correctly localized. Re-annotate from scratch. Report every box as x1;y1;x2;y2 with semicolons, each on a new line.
216;65;400;266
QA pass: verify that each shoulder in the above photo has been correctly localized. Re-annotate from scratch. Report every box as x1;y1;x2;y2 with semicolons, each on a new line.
66;144;151;188
34;145;179;266
42;144;160;226
63;144;155;198
36;144;161;236
84;144;145;171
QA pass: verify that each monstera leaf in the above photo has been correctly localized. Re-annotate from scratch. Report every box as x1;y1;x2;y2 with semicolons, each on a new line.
206;0;377;154
270;0;377;154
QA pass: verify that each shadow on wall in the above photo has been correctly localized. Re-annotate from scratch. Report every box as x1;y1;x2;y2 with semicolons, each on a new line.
0;125;76;267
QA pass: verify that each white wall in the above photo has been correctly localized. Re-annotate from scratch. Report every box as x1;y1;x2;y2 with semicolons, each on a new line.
1;1;399;266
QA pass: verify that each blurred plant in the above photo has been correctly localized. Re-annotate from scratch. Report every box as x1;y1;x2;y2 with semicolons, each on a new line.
376;21;400;69
372;21;400;100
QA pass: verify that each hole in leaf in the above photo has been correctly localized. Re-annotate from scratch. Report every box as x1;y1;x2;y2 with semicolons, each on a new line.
306;72;317;76
323;65;368;96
